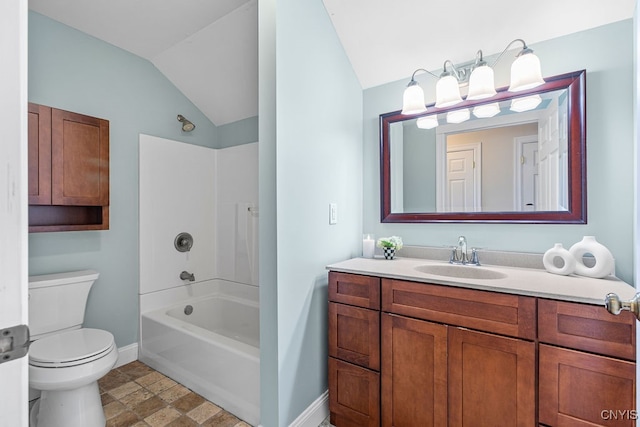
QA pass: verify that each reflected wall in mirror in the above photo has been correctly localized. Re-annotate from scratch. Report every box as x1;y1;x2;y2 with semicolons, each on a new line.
380;70;586;223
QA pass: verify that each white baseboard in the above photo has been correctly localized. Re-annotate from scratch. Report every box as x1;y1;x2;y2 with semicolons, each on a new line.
288;390;329;427
114;343;139;368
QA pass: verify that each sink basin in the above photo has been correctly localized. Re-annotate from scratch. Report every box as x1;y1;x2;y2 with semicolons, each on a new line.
414;264;507;280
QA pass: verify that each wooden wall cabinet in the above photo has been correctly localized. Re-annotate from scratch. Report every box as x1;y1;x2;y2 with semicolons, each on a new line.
328;271;636;427
28;103;109;232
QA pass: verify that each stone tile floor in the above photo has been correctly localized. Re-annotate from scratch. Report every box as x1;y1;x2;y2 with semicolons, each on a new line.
99;361;251;427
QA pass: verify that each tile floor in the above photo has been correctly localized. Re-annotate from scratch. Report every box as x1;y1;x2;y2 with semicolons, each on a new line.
99;361;251;427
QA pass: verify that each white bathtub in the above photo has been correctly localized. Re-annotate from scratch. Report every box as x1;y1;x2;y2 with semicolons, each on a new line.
140;281;259;426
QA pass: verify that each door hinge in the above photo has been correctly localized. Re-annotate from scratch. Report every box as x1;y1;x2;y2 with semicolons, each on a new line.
521;156;525;164
0;324;30;364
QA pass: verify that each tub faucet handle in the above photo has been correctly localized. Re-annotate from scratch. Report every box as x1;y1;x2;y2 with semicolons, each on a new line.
180;271;195;282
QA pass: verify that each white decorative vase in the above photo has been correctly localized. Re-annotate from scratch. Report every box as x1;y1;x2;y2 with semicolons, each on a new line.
569;236;615;279
542;243;576;276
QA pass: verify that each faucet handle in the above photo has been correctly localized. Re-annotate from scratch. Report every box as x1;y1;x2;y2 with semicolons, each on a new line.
449;246;459;263
470;248;480;265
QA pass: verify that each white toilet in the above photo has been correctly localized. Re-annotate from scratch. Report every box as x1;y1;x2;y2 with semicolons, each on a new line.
28;270;118;427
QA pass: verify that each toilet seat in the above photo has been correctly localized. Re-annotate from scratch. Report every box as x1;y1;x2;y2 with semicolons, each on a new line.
29;328;115;368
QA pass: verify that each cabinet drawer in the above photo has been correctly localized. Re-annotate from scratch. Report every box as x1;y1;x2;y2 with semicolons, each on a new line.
538;299;636;360
329;272;380;309
382;278;536;339
539;344;636;427
329;357;380;427
329;302;380;370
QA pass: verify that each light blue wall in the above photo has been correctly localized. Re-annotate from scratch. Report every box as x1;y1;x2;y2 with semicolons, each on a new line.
259;0;363;425
27;12;220;348
219;115;259;148
364;20;636;284
258;0;279;424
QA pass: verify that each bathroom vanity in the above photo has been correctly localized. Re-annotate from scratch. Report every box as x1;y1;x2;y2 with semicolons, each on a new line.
327;256;637;426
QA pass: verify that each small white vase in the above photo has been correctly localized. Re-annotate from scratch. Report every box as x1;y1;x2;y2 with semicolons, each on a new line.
543;243;576;276
569;236;615;279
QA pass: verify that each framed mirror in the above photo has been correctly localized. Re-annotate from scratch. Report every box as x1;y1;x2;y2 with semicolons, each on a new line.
380;70;586;223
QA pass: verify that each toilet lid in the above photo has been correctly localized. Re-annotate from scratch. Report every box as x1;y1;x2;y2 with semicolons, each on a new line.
29;328;115;368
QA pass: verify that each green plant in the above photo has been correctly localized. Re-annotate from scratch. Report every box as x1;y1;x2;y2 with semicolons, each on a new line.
377;236;403;250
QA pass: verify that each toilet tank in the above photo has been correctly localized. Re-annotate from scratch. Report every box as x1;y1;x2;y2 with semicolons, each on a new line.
28;270;100;340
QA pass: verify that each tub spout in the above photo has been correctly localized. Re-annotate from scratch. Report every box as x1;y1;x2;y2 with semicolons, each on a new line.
180;271;195;282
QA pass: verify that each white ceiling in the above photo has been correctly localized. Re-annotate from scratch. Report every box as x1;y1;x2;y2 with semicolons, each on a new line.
29;0;257;126
29;0;635;126
322;0;636;89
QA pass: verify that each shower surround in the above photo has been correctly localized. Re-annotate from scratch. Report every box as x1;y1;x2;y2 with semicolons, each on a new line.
138;134;259;425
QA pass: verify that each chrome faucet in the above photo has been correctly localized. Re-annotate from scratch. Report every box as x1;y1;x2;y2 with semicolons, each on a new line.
450;236;480;266
458;236;468;263
180;271;195;281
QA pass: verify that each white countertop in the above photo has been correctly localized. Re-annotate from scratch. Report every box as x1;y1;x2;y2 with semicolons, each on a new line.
327;256;637;305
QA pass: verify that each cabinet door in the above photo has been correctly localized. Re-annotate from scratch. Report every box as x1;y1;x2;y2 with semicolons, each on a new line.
329;357;380;427
329;302;380;370
448;327;535;427
381;313;447;427
28;103;51;205
51;108;109;206
539;344;636;427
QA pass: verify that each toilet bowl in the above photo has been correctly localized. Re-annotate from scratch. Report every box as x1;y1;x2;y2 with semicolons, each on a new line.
28;270;118;427
29;329;118;427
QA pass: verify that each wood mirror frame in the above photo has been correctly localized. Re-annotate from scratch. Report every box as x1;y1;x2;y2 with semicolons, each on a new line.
380;70;586;224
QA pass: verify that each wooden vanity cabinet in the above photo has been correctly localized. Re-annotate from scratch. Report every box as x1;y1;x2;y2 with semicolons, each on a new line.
538;299;636;427
328;272;381;427
28;103;110;232
327;272;636;426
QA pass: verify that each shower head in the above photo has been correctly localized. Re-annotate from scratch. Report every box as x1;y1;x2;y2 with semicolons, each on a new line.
177;114;195;132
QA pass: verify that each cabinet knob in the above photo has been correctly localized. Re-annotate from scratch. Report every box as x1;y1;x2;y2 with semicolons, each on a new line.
605;293;640;320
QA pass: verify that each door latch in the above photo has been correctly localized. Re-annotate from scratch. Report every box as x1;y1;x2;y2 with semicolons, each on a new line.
0;324;30;365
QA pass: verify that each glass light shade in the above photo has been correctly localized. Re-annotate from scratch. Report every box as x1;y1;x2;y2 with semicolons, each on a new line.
416;115;439;129
435;75;463;108
510;94;542;112
472;102;500;118
446;108;470;124
508;51;544;92
401;82;427;115
467;65;497;100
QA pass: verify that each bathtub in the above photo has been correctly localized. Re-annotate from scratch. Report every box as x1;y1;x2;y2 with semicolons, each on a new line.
140;281;259;426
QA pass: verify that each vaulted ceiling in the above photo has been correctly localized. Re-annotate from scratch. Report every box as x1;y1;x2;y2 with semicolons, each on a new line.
29;0;257;126
29;0;634;126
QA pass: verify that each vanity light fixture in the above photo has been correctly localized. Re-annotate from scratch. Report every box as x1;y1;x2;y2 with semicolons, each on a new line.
472;102;501;118
401;39;544;115
446;108;470;124
510;94;542;112
177;114;196;132
416;115;439;129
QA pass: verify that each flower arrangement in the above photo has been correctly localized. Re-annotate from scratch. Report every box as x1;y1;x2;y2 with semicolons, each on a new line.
377;236;403;251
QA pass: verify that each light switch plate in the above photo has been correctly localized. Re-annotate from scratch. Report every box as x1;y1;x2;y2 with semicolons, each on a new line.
329;203;338;225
